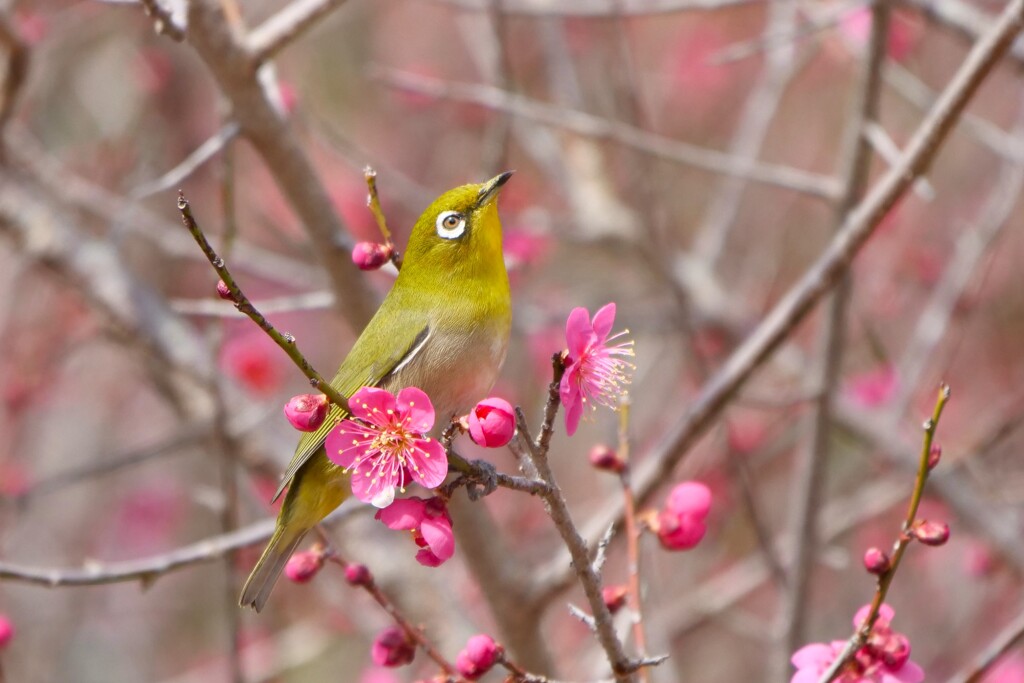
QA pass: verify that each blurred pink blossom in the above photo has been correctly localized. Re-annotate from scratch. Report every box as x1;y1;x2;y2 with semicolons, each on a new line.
845;365;899;408
326;387;447;508
560;303;635;436
0;614;13;649
371;626;415;668
220;333;287;396
375;496;455;567
964;539;995;577
284;549;324;583
838;9;922;62
132;48;173;95
359;668;401;683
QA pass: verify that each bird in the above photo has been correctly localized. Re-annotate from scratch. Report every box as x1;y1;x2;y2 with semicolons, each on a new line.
239;171;514;611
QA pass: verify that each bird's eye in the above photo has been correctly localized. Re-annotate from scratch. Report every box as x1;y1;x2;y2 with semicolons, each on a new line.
435;211;466;240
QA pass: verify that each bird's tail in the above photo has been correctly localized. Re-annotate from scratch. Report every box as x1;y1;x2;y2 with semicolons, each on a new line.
239;522;309;612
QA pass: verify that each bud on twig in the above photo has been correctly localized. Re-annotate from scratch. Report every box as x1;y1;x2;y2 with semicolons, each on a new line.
352;241;393;271
216;279;234;301
928;444;942;470
863;547;891;575
589;444;625;473
911;520;950;546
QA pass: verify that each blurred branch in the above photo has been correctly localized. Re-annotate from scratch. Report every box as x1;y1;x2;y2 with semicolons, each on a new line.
0;13;29;159
432;0;762;17
172;290;334;317
184;0;377;329
0;507;357;588
532;0;1024;601
947;606;1024;683
373;67;842;201
779;1;889;669
247;0;352;64
904;0;1024;65
131;122;240;199
139;0;186;40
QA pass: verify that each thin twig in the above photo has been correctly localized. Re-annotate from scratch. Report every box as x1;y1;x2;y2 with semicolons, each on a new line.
616;402;649;682
431;0;761;17
946;607;1024;683
177;192;350;412
131;122;240;199
0;14;30;160
816;384;951;683
138;0;186;40
363;166;403;269
247;0;352;64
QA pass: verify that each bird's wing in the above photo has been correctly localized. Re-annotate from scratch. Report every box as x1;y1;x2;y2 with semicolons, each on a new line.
271;318;431;502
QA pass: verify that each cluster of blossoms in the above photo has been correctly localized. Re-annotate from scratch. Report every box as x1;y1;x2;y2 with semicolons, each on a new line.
791;604;923;683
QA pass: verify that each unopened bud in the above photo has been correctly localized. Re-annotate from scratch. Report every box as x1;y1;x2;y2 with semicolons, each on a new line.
216;279;234;301
371;626;415;668
602;584;628;614
456;634;503;680
284;550;323;583
344;563;373;587
928;444;942;469
352;242;393;271
589;444;625;473
912;519;950;546
283;393;329;432
863;547;891;575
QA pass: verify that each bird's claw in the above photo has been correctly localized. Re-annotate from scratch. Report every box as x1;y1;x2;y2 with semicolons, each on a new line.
465;459;498;501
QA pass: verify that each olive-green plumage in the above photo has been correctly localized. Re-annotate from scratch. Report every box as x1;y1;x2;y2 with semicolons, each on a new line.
239;172;513;611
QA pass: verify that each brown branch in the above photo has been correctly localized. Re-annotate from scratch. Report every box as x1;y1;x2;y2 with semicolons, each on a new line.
0;507;358;588
139;0;186;40
177;192;350;412
247;0;352;64
0;14;29;160
430;0;762;17
184;0;376;329
946;607;1024;683
778;1;890;671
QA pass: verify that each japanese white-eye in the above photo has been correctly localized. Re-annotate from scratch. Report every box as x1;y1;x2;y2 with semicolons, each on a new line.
240;172;513;611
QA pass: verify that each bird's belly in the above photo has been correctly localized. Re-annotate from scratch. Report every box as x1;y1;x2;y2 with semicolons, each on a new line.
385;327;508;424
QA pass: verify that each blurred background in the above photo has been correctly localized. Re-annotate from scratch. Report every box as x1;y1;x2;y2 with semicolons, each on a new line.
1;0;1024;681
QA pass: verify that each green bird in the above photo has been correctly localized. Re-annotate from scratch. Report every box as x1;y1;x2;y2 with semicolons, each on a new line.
240;172;514;611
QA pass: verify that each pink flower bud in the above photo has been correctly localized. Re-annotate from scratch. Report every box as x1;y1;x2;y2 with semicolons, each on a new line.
928;444;942;470
589;444;625;473
284;550;323;583
352;242;393;271
467;397;516;448
284;393;329;432
602;584;628;614
876;632;912;670
345;563;373;587
863;547;891;575
912;520;950;546
216;279;234;301
653;481;712;551
371;627;415;668
455;634;503;680
0;615;13;649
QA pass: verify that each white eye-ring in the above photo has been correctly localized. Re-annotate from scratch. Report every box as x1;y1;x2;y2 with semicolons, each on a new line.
435;210;466;240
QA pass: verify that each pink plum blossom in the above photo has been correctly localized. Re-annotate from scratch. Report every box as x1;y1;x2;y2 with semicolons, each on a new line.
983;652;1024;683
283;393;329;432
467;397;516;448
654;481;712;551
375;496;455;567
560;303;635;436
790;604;924;683
326;387;447;508
220;334;286;396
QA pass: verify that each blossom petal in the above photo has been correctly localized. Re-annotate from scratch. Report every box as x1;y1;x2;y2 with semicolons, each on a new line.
666;481;712;518
591;302;617;344
564;307;594;357
325;421;365;469
371;486;396;509
396;386;436;433
350;386;398;425
408;437;448;489
563;390;584;436
791;643;833;670
375;497;427;531
419;515;455;563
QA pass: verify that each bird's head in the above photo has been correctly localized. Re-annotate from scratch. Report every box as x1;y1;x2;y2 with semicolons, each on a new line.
401;171;513;282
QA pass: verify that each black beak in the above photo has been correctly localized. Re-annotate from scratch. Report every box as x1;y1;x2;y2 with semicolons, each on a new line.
476;170;514;207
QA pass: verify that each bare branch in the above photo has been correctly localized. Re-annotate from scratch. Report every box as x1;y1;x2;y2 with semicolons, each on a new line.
247;0;352;64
